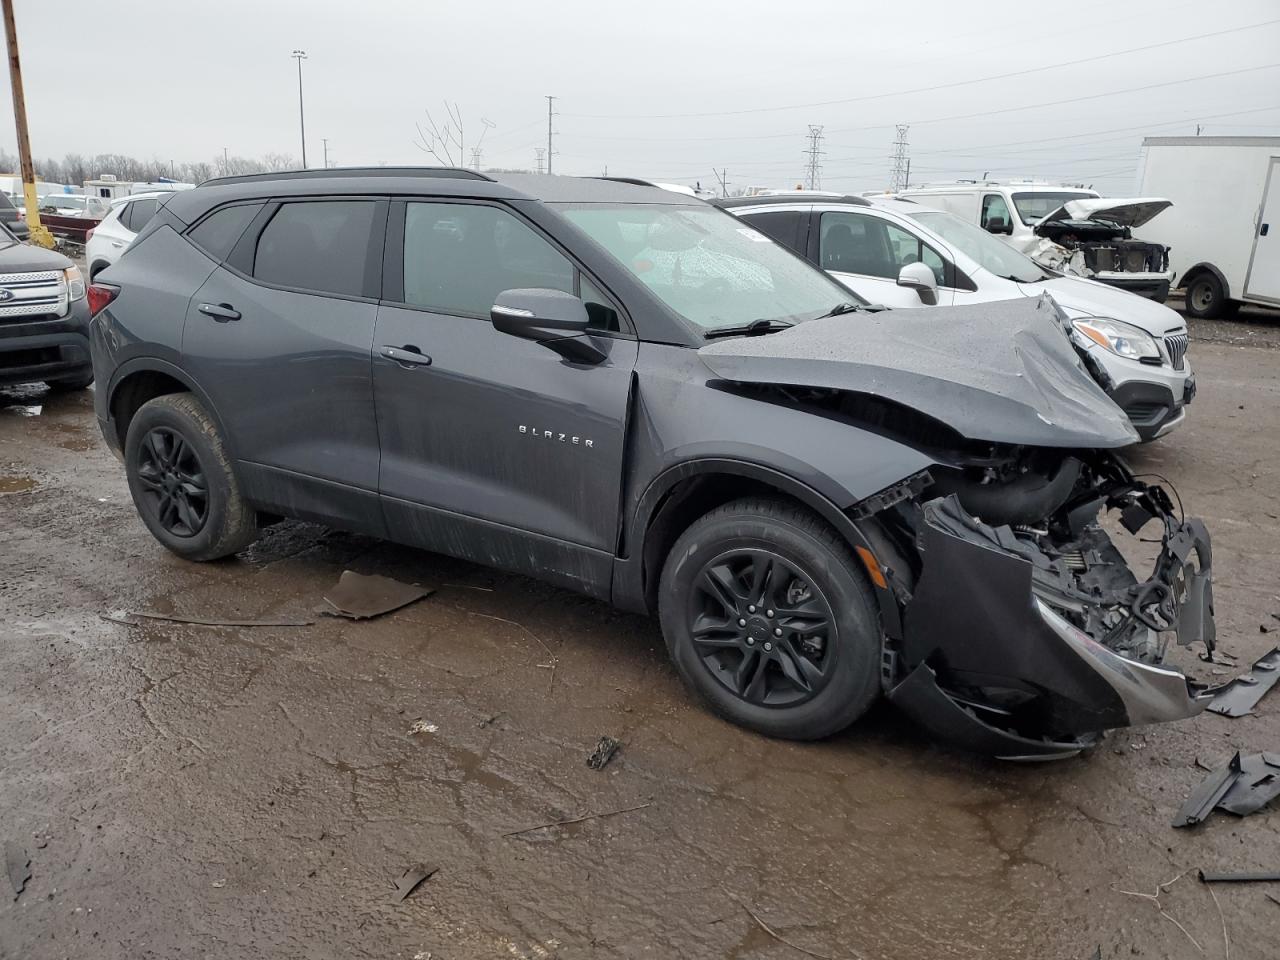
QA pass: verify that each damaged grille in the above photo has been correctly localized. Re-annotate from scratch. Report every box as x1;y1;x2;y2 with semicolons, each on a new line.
1164;333;1188;371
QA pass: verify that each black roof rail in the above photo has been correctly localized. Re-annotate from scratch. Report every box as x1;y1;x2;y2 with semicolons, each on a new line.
199;166;493;188
711;194;870;208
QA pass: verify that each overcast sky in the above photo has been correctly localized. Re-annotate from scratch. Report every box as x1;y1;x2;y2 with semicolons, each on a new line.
4;0;1279;194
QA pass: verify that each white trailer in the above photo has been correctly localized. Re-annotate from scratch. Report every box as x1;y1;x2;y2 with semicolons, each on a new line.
1137;136;1280;317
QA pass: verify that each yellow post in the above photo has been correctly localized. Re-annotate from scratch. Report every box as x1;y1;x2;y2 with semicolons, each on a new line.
2;0;54;248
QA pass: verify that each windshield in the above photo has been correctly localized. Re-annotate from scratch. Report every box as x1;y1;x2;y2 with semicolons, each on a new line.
41;195;86;209
1011;191;1094;225
555;203;863;331
911;210;1050;283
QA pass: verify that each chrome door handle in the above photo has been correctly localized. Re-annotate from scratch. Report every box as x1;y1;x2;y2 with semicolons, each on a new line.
197;302;241;322
380;344;432;367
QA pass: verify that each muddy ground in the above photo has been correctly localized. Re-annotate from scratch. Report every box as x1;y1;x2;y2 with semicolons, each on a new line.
2;326;1279;959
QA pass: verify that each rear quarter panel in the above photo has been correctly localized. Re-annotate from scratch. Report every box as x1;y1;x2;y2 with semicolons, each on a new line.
90;225;218;423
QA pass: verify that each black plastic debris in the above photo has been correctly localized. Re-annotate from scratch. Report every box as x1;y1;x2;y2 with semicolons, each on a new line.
391;863;437;903
4;842;31;902
1207;647;1280;718
321;571;434;620
586;736;621;770
1199;869;1280;883
1173;752;1280;827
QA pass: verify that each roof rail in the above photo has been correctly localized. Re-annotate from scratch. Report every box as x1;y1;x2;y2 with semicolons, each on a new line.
712;193;870;208
199;166;493;187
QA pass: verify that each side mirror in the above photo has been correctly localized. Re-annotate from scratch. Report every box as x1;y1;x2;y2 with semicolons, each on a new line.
984;216;1012;235
897;262;938;306
491;288;606;364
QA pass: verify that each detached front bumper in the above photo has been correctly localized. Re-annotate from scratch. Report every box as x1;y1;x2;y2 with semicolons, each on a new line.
888;491;1214;759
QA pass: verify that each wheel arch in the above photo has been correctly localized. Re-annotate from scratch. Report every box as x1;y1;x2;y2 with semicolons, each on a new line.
106;358;232;457
1179;261;1230;300
88;259;112;281
615;458;902;636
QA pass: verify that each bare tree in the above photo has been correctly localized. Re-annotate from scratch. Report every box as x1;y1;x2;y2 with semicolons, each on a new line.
414;101;467;166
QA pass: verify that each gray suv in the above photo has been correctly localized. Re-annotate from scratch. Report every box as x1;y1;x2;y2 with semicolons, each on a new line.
88;168;1217;758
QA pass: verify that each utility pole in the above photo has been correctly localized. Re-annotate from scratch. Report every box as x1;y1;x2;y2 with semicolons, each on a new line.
545;95;556;174
223;146;229;175
714;168;730;198
1;0;52;247
291;49;308;167
889;124;910;192
535;147;545;175
321;137;330;168
804;125;825;191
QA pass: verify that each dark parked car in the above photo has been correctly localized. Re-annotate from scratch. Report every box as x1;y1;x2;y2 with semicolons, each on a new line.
0;221;94;391
0;191;30;241
88;169;1216;758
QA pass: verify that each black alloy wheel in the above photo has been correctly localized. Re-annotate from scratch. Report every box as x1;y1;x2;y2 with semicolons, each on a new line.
134;426;209;537
688;548;837;708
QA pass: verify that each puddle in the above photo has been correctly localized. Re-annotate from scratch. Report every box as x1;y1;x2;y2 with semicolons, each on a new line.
0;474;37;494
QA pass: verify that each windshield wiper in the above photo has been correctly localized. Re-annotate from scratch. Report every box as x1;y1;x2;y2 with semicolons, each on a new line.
704;318;794;339
815;301;863;319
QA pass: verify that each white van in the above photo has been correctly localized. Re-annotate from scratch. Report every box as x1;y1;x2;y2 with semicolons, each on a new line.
1137;136;1280;318
896;180;1174;301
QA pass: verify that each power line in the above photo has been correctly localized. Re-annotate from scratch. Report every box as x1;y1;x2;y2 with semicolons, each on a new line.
804;125;824;190
562;19;1280;121
826;62;1280;133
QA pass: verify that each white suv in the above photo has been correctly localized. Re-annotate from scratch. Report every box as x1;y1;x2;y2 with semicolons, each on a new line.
895;181;1174;301
721;195;1194;441
85;192;169;279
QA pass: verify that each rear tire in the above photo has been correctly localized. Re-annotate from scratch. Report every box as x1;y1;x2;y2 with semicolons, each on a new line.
124;393;257;561
658;497;882;740
1185;271;1225;319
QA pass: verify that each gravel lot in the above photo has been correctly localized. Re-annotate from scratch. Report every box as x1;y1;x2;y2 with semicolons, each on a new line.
2;318;1279;959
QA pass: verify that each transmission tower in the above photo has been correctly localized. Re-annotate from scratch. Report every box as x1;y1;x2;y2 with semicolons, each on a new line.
535;147;546;174
470;147;482;170
889;124;910;192
804;125;824;191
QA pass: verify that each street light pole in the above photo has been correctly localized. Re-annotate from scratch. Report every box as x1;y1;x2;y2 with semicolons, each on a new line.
291;49;307;168
1;0;52;247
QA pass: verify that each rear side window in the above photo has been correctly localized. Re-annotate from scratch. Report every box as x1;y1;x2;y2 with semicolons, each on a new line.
739;210;806;255
188;203;263;261
401;201;573;317
253;200;377;298
122;197;160;232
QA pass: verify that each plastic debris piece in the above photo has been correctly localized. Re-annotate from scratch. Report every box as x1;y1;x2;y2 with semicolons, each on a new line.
1198;870;1280;883
5;842;31;901
321;571;434;620
392;864;437;903
1174;751;1280;827
586;736;621;770
1207;648;1280;718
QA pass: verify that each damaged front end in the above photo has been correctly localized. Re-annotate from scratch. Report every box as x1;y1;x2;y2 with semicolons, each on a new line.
875;455;1215;760
1025;198;1175;301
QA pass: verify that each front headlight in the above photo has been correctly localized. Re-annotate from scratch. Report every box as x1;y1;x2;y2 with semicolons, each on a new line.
64;265;85;301
1071;317;1161;362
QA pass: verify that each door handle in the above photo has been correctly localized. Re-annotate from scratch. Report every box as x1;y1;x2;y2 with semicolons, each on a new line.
198;302;241;322
380;344;432;367
110;240;124;248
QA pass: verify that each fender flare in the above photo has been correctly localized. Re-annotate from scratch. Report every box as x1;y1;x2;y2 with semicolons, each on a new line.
105;356;237;459
618;457;903;637
1179;261;1230;300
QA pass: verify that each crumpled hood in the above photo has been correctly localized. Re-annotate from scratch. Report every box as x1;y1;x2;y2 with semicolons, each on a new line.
699;295;1140;449
1035;197;1172;231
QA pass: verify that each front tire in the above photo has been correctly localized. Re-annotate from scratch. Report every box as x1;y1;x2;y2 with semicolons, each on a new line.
124;393;257;561
658;498;882;740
